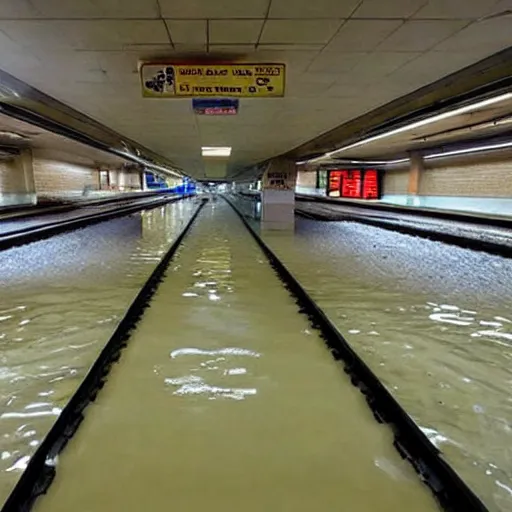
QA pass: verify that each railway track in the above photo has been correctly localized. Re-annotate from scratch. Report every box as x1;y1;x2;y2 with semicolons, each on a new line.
2;196;487;512
0;194;194;252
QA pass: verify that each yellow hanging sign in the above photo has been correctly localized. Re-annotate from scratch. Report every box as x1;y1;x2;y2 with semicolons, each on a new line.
140;63;285;98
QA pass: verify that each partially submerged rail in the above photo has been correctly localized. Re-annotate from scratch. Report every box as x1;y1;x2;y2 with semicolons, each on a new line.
1;198;207;512
224;194;487;512
2;196;487;512
295;193;512;228
0;191;168;222
294;201;512;258
238;191;512;257
0;194;195;251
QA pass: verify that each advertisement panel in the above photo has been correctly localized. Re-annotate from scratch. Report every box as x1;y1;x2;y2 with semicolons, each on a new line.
141;63;285;98
263;171;294;190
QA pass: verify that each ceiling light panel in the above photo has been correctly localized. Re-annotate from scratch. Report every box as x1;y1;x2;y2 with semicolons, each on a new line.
202;146;232;157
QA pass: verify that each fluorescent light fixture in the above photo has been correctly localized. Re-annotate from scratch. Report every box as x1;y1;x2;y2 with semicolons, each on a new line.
113;149;183;178
424;141;512;160
297;157;409;166
297;91;512;165
329;92;512;157
0;131;26;140
346;158;409;165
296;154;329;165
383;158;410;165
298;141;512;167
202;146;232;157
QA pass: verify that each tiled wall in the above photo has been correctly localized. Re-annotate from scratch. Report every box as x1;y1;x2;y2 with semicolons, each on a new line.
33;158;98;197
298;158;512;217
1;149;145;207
0;160;22;193
113;169;142;191
32;159;142;199
421;160;512;197
296;170;317;190
382;168;409;195
381;156;512;216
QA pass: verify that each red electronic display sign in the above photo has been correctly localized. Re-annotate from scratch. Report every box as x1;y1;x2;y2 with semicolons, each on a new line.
362;169;379;199
327;169;380;200
328;171;342;197
342;170;362;198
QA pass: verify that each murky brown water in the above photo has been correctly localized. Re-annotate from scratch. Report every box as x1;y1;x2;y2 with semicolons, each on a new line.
257;215;512;512
35;202;438;512
0;199;198;506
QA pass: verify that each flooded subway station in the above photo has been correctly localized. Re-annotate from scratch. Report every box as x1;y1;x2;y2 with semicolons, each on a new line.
1;1;512;511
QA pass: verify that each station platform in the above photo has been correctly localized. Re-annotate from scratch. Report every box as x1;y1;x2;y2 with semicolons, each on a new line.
295;195;512;253
234;191;512;255
295;193;512;224
0;192;197;253
0;191;169;222
0;195;173;236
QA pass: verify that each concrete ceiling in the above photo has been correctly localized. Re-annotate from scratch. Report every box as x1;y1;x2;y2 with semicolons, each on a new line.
0;0;511;179
0;113;127;166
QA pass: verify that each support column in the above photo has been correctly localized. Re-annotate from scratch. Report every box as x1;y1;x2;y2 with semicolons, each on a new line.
109;169;118;190
407;152;423;201
261;158;296;230
19;149;36;197
0;149;36;206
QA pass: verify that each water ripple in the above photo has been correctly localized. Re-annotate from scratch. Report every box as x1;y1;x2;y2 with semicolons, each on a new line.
0;201;198;505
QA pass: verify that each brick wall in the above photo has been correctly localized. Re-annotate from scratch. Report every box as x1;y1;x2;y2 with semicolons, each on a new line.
421;157;512;197
0;159;23;193
296;170;317;189
2;151;144;205
108;170;142;191
33;158;99;197
118;170;142;191
382;168;408;195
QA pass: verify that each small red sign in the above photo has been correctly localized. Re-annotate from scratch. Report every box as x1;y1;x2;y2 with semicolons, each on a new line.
200;107;238;115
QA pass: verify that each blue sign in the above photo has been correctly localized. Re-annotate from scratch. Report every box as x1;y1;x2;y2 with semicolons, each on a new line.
192;98;239;115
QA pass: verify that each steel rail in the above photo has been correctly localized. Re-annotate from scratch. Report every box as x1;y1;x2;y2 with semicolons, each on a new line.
295;194;512;228
0;195;195;252
0;191;168;222
224;194;488;512
294;205;512;259
236;192;512;258
1;198;207;512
